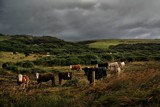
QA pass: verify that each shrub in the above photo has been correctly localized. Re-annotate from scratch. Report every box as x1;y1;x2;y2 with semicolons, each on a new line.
51;55;83;66
31;68;46;73
2;62;14;69
33;58;47;65
18;68;32;74
16;61;34;68
147;87;160;106
63;57;82;65
134;56;149;61
124;56;135;62
62;78;79;87
150;56;160;61
78;54;100;64
8;65;18;72
100;54;113;62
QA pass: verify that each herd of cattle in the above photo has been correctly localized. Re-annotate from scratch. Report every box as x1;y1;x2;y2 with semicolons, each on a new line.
16;61;125;89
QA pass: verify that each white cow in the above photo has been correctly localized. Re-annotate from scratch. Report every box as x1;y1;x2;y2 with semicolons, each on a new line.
108;62;121;76
108;62;119;68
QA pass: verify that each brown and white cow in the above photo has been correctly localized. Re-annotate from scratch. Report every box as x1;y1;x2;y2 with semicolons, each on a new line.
58;72;72;85
70;64;81;71
36;73;56;87
17;74;29;89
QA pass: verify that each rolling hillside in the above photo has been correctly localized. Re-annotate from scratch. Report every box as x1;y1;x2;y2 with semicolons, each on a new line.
79;39;160;49
1;34;160;66
0;34;160;107
0;34;92;54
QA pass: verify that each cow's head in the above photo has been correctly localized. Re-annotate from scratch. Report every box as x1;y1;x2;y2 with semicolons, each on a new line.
18;74;23;82
36;73;39;79
69;65;72;69
68;72;71;77
82;67;91;75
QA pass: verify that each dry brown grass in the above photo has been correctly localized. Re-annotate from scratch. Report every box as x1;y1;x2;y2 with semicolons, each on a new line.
0;51;50;64
0;61;160;106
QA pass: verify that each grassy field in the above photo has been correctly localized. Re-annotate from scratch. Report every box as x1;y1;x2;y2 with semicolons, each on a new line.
0;51;160;107
0;38;160;106
86;39;160;49
0;36;11;41
0;51;53;64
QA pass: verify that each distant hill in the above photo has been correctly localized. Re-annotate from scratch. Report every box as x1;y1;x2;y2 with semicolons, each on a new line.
78;39;160;49
0;34;94;54
1;34;160;63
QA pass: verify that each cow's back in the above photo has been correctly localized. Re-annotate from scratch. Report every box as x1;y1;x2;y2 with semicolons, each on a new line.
98;62;108;68
38;73;54;82
58;72;72;80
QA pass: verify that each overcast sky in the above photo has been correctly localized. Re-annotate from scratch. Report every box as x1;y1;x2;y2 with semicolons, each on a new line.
0;0;160;41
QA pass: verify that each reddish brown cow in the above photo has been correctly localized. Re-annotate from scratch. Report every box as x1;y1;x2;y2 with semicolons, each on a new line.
17;74;29;89
36;73;56;87
70;64;81;71
58;72;72;85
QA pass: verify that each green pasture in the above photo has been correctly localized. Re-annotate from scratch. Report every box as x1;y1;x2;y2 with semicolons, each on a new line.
87;39;121;49
0;36;10;41
0;51;39;63
87;39;160;49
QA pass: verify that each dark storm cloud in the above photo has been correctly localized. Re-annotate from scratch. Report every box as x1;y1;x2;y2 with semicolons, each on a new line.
0;0;4;12
0;0;160;41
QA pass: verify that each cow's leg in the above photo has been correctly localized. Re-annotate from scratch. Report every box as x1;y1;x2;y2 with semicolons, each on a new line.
23;84;26;89
21;84;24;89
26;81;29;87
117;70;121;76
90;80;92;84
37;82;41;88
19;84;22;89
59;79;62;85
39;82;42;87
52;79;55;86
20;83;25;89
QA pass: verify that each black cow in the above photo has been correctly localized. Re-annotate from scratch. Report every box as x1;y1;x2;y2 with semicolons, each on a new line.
82;67;107;84
91;61;98;65
13;51;18;54
24;53;30;57
98;62;109;68
58;72;72;85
